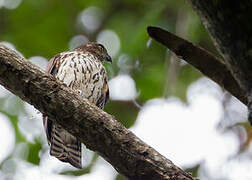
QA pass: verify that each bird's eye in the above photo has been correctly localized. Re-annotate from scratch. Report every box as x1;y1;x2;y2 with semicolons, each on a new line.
98;44;105;52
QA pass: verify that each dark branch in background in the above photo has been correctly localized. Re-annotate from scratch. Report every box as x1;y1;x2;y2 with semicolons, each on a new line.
186;0;252;124
147;26;247;105
187;0;252;92
0;45;194;180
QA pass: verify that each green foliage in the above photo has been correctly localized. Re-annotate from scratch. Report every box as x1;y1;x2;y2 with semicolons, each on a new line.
27;140;42;165
105;101;139;128
116;173;127;180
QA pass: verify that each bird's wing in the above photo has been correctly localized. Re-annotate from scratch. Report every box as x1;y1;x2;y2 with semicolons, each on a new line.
95;74;109;109
46;54;61;75
43;52;82;169
43;54;61;143
104;78;109;105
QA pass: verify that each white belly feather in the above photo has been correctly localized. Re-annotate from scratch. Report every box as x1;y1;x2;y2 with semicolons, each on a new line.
56;51;106;104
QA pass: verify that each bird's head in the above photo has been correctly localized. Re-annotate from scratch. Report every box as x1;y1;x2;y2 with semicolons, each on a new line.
75;42;112;63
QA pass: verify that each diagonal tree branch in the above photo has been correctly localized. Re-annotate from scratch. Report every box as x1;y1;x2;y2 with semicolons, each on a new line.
0;44;194;180
147;26;246;105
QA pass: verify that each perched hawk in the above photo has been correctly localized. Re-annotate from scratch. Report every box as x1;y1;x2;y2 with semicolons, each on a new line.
43;42;111;169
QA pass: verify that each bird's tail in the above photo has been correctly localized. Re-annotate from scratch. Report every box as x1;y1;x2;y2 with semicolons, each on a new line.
50;124;82;169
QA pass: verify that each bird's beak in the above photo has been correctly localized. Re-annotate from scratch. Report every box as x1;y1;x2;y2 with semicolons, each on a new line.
106;55;112;63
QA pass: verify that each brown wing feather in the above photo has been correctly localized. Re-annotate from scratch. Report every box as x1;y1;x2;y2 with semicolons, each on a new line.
96;78;109;109
43;54;61;143
46;54;60;74
104;79;110;106
43;53;82;169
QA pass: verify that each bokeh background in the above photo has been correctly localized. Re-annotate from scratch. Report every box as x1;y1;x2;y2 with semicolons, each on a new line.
0;0;251;179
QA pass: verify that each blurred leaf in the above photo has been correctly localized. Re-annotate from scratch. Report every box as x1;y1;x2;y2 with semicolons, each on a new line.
107;1;166;58
185;164;200;178
116;173;127;180
133;40;166;101
1;0;75;57
105;100;139;128
27;140;42;165
0;110;26;143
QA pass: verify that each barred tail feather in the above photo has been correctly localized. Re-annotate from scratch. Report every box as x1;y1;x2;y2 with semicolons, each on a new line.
50;124;82;169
